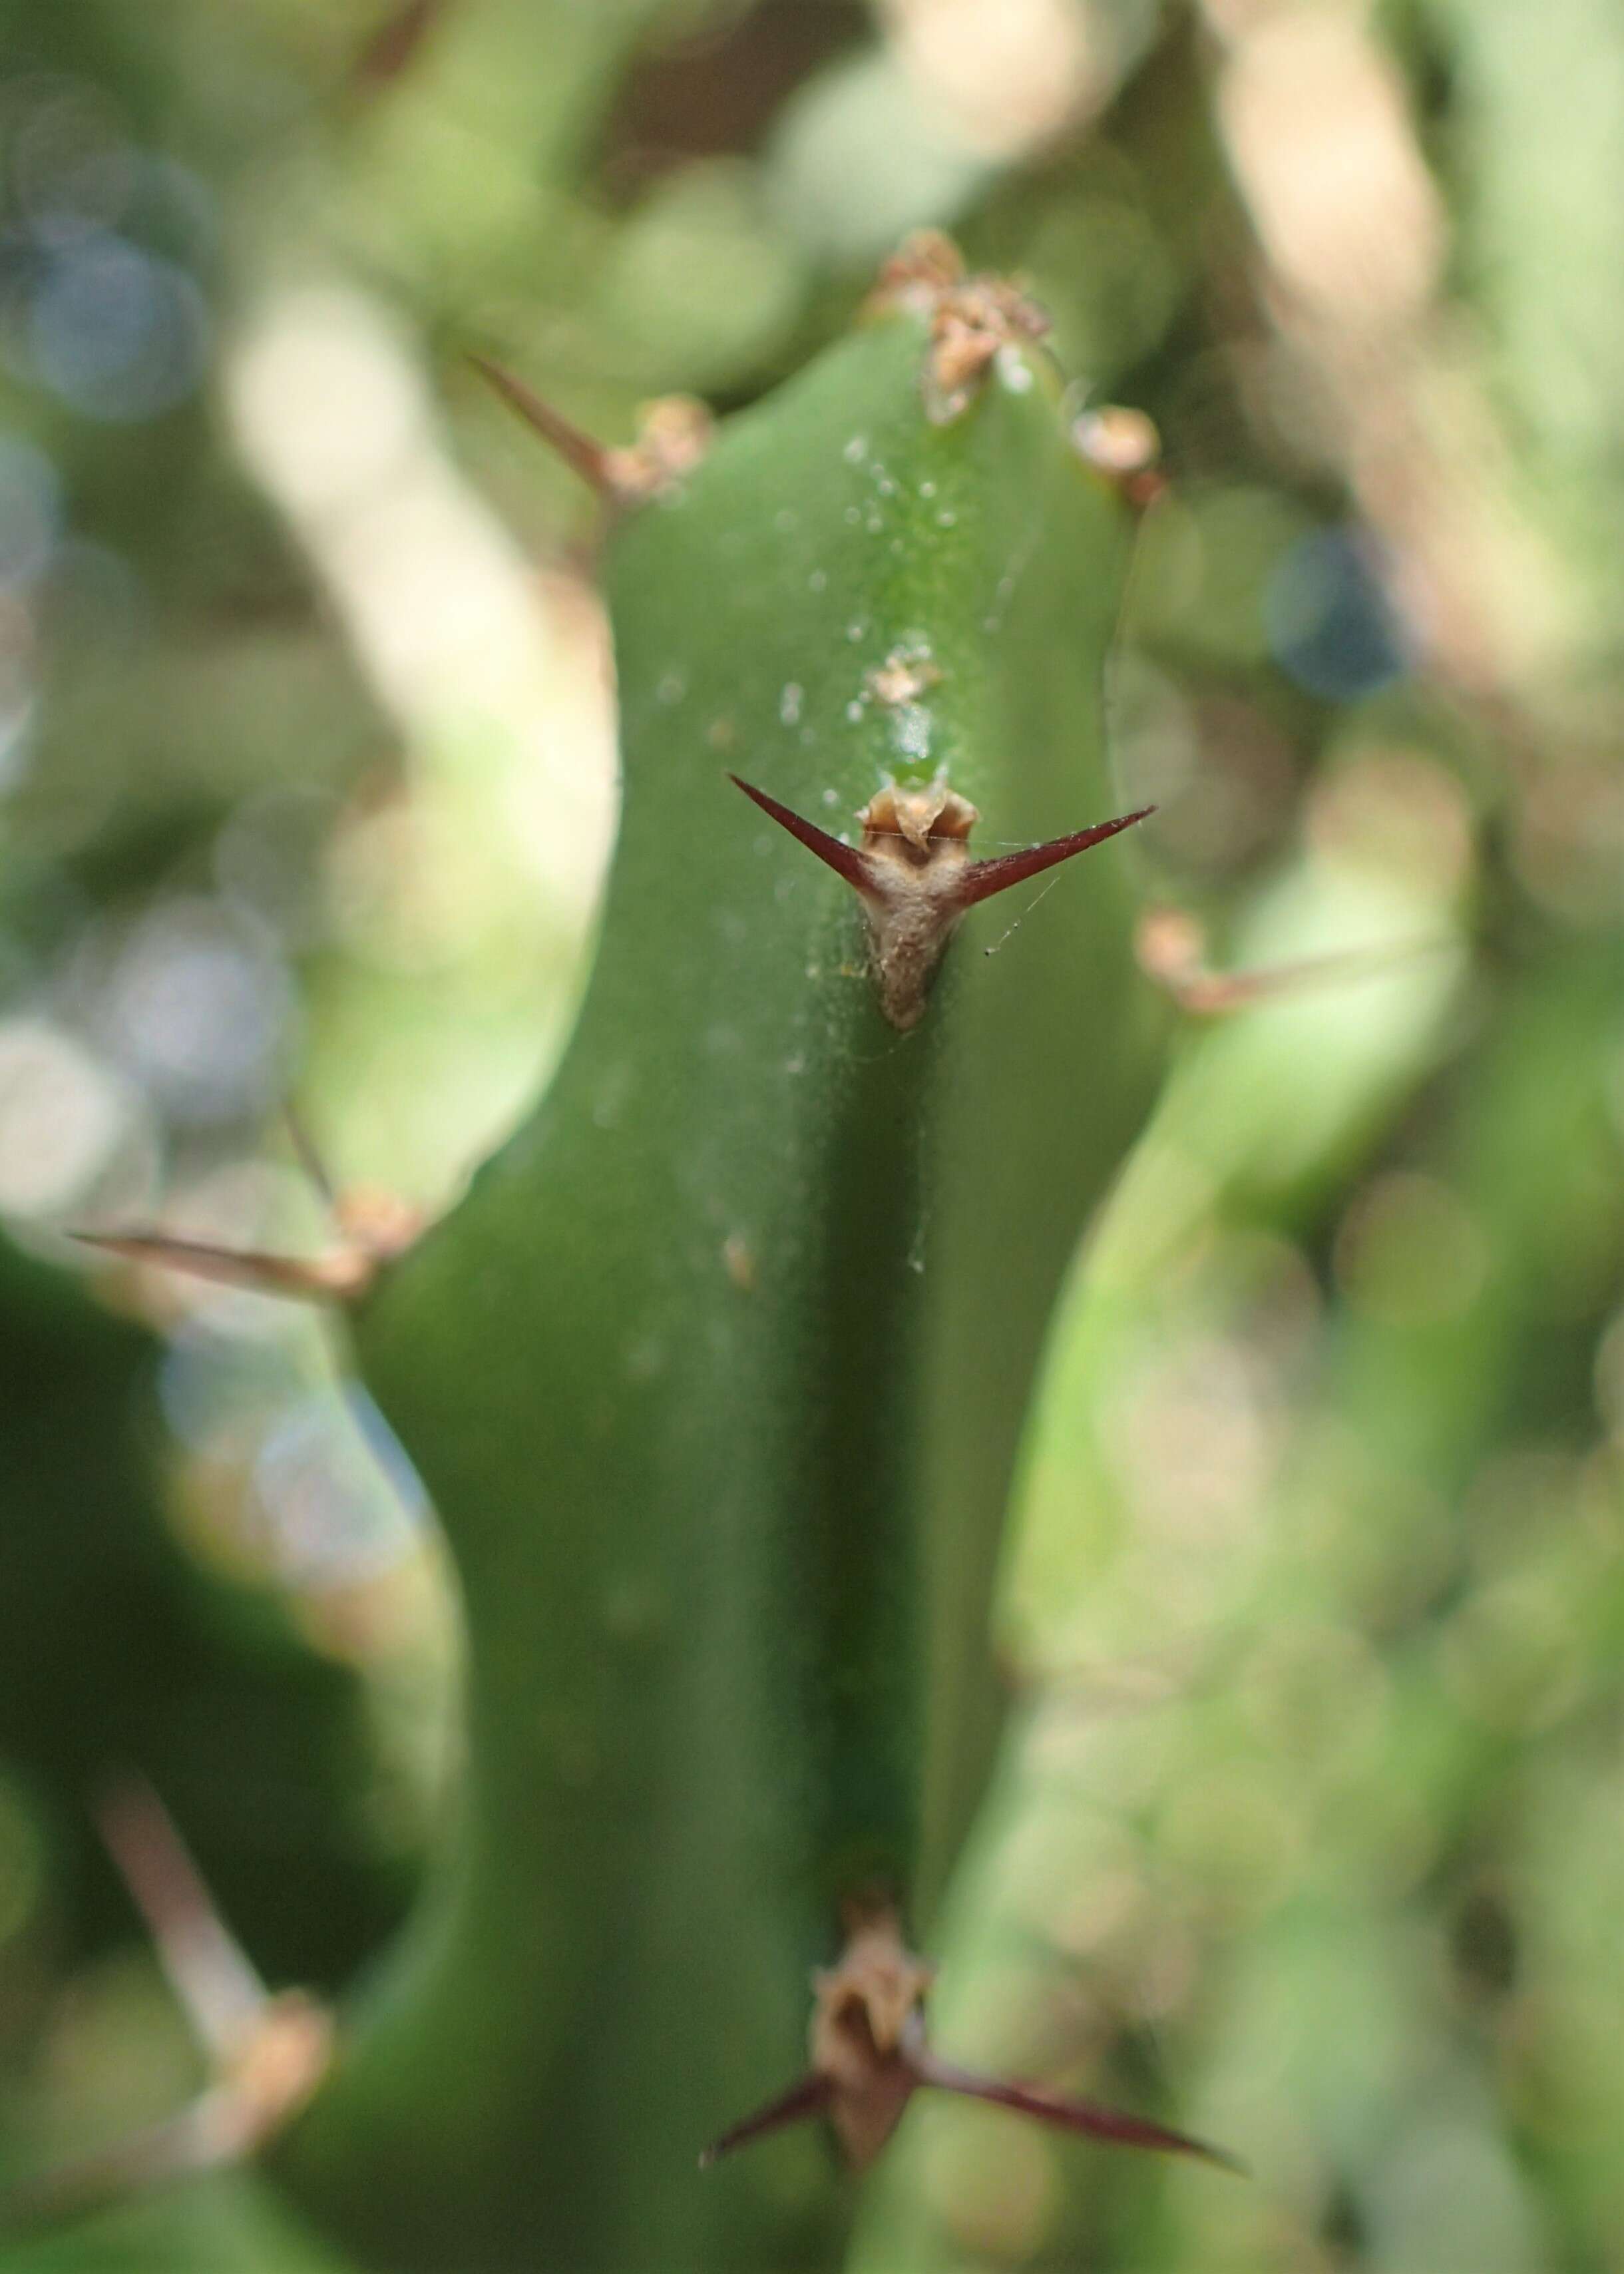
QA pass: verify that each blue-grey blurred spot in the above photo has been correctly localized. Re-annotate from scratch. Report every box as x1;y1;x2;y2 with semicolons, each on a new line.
29;232;210;422
351;1387;432;1528
0;431;61;588
125;153;219;270
41;537;149;676
215;786;340;949
254;1387;429;1588
0;690;37;793
158;1321;305;1448
1264;527;1409;702
10;75;138;245
96;897;294;1124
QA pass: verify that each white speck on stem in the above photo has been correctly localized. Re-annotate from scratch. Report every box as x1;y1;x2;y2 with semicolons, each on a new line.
809;568;827;592
893;704;930;760
779;682;803;726
843;435;867;464
997;345;1034;391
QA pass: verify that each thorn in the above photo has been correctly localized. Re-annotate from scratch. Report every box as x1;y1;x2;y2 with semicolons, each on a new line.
0;1997;333;2241
955;806;1155;907
1;1788;335;2242
707;1909;1239;2180
913;2052;1244;2173
283;1102;338;1213
468;355;620;499
729;776;874;894
351;0;447;91
0;2099;236;2241
469;359;711;507
1135;909;1450;1016
698;2073;833;2169
70;1231;372;1304
1072;405;1167;511
95;1778;268;2065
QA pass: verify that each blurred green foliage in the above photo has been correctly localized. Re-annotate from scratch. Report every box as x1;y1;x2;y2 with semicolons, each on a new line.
0;1;1619;2269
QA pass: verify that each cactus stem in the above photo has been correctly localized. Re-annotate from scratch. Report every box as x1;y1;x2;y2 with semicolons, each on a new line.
469;355;711;507
731;774;1153;1029
701;1909;1237;2177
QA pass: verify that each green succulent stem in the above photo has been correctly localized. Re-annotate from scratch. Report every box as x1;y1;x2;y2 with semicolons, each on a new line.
275;297;1165;2271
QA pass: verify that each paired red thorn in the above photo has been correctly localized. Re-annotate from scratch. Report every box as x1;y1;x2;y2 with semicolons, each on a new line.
729;777;1149;908
954;808;1157;904
729;777;872;893
729;774;1153;1030
700;1910;1239;2177
908;2052;1244;2173
700;2030;1239;2177
698;2074;834;2169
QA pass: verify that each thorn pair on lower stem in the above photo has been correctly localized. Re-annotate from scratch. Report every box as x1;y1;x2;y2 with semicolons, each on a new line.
701;1909;1239;2177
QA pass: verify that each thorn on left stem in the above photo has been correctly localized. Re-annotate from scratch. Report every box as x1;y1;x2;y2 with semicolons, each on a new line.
0;1779;331;2241
469;355;711;509
71;1112;423;1307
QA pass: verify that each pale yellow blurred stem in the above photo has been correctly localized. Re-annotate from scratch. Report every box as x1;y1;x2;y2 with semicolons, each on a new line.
223;284;617;1201
1198;0;1576;711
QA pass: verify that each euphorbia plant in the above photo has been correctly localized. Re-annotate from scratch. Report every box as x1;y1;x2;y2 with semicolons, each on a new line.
73;238;1227;2271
